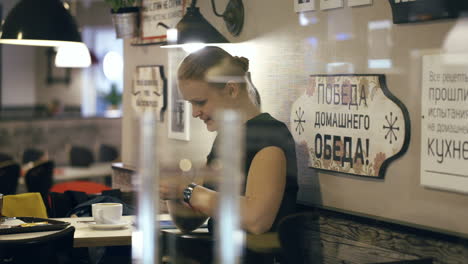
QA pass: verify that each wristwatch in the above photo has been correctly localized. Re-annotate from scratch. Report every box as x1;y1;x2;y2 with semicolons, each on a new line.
183;183;198;205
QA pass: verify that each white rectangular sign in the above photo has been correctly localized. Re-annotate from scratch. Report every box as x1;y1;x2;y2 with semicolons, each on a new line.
421;54;468;194
320;0;344;10
348;0;372;7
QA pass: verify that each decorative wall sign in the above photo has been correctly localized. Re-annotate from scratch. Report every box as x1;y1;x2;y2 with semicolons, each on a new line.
138;0;186;45
348;0;372;7
421;54;468;194
320;0;344;10
295;0;315;12
132;65;167;120
388;0;468;24
290;74;410;178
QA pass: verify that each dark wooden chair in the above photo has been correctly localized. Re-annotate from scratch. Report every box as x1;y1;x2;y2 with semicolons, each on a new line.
0;153;14;163
25;160;54;203
22;148;45;164
0;226;75;264
98;144;119;162
0;161;20;195
69;146;94;167
277;212;322;264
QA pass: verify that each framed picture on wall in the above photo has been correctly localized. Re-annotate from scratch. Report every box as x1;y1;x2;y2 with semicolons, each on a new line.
388;0;468;24
168;69;190;141
132;0;186;45
320;0;343;10
294;0;315;12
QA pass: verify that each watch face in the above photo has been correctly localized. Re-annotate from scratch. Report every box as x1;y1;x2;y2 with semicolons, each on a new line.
183;188;191;202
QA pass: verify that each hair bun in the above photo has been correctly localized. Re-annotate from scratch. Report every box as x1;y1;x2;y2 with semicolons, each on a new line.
233;56;249;72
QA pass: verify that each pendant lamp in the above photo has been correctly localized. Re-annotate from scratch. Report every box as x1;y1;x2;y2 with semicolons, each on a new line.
162;0;244;49
0;0;82;47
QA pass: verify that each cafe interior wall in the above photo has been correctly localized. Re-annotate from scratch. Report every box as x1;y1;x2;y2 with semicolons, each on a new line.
1;0;36;106
122;0;468;235
1;0;116;112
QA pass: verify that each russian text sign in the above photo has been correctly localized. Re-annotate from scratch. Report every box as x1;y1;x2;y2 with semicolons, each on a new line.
141;0;186;43
290;74;410;178
421;55;468;194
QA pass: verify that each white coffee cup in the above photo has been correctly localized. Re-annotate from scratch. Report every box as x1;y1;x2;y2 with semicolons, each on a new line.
92;203;123;225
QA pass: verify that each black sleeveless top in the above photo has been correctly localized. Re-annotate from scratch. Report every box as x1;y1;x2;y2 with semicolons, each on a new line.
206;113;298;232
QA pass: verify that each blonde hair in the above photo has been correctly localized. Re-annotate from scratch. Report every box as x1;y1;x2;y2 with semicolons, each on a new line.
178;46;261;107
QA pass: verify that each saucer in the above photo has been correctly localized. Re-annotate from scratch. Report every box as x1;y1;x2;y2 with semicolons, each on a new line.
88;221;130;230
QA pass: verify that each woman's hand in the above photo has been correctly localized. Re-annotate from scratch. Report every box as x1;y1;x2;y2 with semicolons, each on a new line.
159;174;190;201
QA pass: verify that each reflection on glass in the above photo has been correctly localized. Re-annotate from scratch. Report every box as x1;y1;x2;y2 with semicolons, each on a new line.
443;14;468;65
299;12;319;26
103;51;124;81
335;32;352;41
368;59;393;69
132;112;159;264
327;62;354;73
215;110;245;264
367;20;393;70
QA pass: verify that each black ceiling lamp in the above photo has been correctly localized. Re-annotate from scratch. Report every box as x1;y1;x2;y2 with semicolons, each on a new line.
162;0;244;48
0;0;82;47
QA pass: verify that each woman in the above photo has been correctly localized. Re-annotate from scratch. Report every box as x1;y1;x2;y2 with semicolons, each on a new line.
160;47;298;236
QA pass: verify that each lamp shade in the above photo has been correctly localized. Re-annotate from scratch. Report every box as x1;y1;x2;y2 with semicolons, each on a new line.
0;0;82;47
55;43;91;68
173;6;229;45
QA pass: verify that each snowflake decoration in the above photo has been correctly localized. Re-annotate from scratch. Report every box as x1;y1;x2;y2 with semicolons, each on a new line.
294;107;306;135
383;112;399;144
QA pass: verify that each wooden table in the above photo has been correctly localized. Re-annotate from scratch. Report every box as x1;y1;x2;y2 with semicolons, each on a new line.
56;215;135;248
0;214;280;256
0;215;135;248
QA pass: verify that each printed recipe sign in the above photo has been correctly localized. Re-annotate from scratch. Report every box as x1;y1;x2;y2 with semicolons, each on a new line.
290;74;410;178
421;54;468;194
132;65;167;120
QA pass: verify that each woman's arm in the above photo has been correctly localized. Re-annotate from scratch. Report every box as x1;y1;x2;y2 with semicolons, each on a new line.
165;200;208;233
189;146;286;234
160;174;209;233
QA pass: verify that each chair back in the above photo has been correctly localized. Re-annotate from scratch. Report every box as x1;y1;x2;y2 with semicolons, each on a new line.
2;192;48;218
25;160;54;201
70;146;94;167
0;226;75;264
99;144;119;162
22;148;45;164
278;212;322;264
0;153;13;162
0;161;20;195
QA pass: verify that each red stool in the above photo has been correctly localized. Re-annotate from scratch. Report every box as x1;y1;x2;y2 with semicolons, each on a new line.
50;181;111;194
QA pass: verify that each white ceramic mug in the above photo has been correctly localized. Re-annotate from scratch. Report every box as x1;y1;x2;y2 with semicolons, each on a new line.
92;203;123;225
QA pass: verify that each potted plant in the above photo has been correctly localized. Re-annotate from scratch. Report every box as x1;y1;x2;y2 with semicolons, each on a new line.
105;0;140;39
103;84;122;110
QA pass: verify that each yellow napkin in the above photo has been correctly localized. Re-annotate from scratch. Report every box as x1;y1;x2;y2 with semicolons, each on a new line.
3;192;48;218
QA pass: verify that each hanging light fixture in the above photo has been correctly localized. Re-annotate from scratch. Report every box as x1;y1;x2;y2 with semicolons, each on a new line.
0;0;82;47
162;0;244;50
